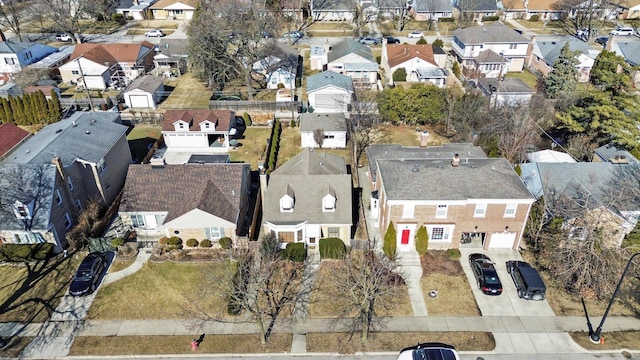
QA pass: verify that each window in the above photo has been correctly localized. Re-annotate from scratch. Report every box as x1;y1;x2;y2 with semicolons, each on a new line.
96;158;107;173
474;203;487;217
105;180;110;190
172;9;183;14
63;213;72;229
204;123;210;128
55;190;63;205
328;227;340;238
509;43;517;49
4;57;15;65
504;203;517;217
323;134;335;139
436;204;448;218
13;200;30;219
402;204;414;219
131;214;145;228
24;51;32;60
68;177;74;190
179;123;185;129
71;70;79;75
205;227;224;240
76;199;82;212
427;225;453;242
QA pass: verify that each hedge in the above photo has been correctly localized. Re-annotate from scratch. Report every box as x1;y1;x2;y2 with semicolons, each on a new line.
446;248;461;258
438;17;455;22
319;238;346;259
284;243;307;262
186;238;199;247
200;239;213;248
0;243;54;262
219;237;232;249
482;15;499;21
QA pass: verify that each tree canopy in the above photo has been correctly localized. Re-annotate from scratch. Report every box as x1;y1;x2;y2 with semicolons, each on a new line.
377;84;445;125
543;43;579;99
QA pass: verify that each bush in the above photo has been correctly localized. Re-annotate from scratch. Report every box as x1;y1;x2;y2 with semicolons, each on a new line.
277;83;285;89
200;239;213;248
529;14;540;22
289;119;296;127
415;227;429;255
452;62;461;79
383;222;397;259
111;237;125;248
0;243;54;262
416;37;428;45
446;248;461;259
514;164;522;175
167;236;182;246
186;238;199;247
284;242;307;261
482;15;499;21
219;237;232;249
242;112;252;126
319;238;346;259
432;38;444;48
392;68;407;82
159;236;169;245
375;55;381;64
438;17;455;22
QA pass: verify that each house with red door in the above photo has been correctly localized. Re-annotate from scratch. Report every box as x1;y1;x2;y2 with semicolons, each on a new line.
366;143;535;251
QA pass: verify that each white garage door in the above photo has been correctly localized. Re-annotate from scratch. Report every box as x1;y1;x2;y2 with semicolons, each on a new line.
314;94;343;112
129;95;150;108
488;232;516;249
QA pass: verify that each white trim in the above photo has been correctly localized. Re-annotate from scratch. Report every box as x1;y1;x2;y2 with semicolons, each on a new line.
474;203;487;218
435;204;448;219
504;203;517;218
426;224;454;242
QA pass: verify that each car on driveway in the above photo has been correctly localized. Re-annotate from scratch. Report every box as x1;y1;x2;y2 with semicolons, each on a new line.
398;342;460;360
69;252;107;297
145;29;165;37
55;33;72;42
595;36;608;46
506;260;546;300
359;36;380;45
469;253;503;295
283;30;303;40
384;36;401;44
408;31;424;38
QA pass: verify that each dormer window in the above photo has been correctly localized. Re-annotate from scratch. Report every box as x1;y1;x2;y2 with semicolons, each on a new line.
280;195;294;212
174;120;190;132
13;200;31;220
200;120;215;131
322;185;336;212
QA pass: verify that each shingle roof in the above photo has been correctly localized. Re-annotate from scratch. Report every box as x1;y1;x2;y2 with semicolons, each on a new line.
533;35;596;66
386;44;438;68
453;23;529;44
378;158;533;201
454;0;497;11
5;112;126;166
0;123;30;158
475;49;503;63
299;113;347;132
594;143;639;163
124;75;164;93
527;0;561;11
414;0;453;12
327;39;376;63
0;41;39;54
306;71;354;92
162;109;234;132
69;42;155;64
478;77;535;95
150;0;200;9
612;37;640;66
264;148;352;225
120;163;248;223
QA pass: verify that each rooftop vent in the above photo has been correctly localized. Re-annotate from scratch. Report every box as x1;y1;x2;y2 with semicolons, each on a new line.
412;164;419;172
55;129;63;134
610;155;629;164
85;130;91;134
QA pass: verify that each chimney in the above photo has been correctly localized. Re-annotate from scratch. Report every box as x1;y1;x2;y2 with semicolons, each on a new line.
0;30;5;42
451;153;460;167
526;36;536;67
52;156;65;179
420;130;429;147
324;39;330;55
150;155;166;168
133;0;139;4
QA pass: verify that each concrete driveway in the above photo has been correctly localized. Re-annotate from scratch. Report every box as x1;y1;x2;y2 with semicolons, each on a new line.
460;249;555;317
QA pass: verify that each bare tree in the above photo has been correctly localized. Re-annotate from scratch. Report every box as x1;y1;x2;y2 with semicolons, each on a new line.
456;0;480;27
0;0;26;41
566;133;598;161
12;68;52;88
483;102;541;163
313;129;325;148
552;0;623;40
349;90;383;172
28;0;92;42
330;250;404;342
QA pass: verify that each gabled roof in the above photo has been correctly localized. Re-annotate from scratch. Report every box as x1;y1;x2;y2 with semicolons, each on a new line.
162;109;234;132
69;42;155;64
0;41;56;57
453;23;529;44
475;49;503;63
497;0;526;11
526;149;576;163
306;71;354;92
594;143;639;163
5;112;126;166
533;35;598;66
611;37;640;66
327;39;376;64
150;0;199;9
478;77;535;95
124;75;164;93
120;163;248;223
299;113;347;132
273;147;348;176
386;44;438;68
311;0;356;11
378;158;533;201
0;123;30;158
454;0;497;11
154;39;188;58
413;0;453;12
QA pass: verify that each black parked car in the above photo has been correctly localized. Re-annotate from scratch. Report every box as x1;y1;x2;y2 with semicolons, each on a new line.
69;252;107;296
595;36;608;46
469;253;503;295
397;342;460;360
506;260;546;300
384;36;401;44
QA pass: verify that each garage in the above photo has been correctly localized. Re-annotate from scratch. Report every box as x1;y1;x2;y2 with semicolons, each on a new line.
314;94;341;111
488;232;516;249
123;76;164;110
128;95;150;108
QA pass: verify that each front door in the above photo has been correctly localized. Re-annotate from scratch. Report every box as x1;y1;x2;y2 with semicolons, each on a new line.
401;229;410;245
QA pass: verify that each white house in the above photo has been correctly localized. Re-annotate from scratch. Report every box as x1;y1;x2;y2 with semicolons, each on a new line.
116;0;158;20
299;113;347;149
306;71;354;113
0;37;58;84
478;77;536;106
326;39;379;90
123;75;164;109
149;0;199;20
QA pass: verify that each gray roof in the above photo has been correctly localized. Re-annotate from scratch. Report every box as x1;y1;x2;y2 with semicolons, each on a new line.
478;78;535;96
29;45;74;69
0;163;56;231
311;0;356;11
593;143;639;163
533;36;596;67
612;38;640;66
454;0;497;11
124;75;164;93
378;158;533;201
299;113;347;132
453;23;529;44
264;148;352;225
414;0;453;12
154;39;188;57
366;143;487;180
344;62;379;71
117;0;156;10
416;67;448;78
475;49;503;63
306;71;354;93
4;112;126;166
327;39;376;64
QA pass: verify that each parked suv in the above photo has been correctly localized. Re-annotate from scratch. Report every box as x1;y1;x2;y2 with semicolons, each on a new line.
609;27;634;36
69;252;107;296
506;260;546;301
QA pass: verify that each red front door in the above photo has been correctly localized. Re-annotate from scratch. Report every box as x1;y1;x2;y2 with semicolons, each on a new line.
401;229;410;245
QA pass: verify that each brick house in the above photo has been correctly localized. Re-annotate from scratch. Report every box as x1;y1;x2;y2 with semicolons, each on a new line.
367;144;535;251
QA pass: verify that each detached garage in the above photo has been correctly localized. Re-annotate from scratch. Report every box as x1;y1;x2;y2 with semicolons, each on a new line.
123;75;165;110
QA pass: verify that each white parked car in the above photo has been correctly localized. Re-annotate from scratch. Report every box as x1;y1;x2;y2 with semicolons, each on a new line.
407;31;424;38
55;33;72;42
609;27;634;36
145;29;165;37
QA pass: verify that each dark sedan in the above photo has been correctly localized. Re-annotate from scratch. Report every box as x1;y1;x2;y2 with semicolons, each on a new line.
69;252;107;296
384;36;401;44
469;253;503;295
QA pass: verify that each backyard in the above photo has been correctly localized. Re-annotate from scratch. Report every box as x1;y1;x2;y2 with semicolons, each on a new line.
126;125;162;163
159;73;212;110
228;126;272;170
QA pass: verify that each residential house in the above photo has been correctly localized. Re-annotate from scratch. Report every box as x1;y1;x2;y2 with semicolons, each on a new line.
366;143;535;250
149;0;200;19
0;34;58;84
477;77;536;106
0;82;22;98
411;0;454;21
160;109;242;164
28;45;75;80
497;0;527;19
1;112;131;250
119;163;251;242
262;148;353;248
520;162;640;246
299;113;347;148
606;36;640;84
252;45;299;90
454;0;498;21
117;0;158;20
452;23;531;78
0;122;30;161
325;39;378;90
617;0;640;19
153;39;188;77
528;35;600;82
381;43;448;86
310;0;356;21
593;143;639;163
123;75;165;109
306;71;355;113
59;42;155;90
23;85;61;100
524;0;564;20
310;43;329;70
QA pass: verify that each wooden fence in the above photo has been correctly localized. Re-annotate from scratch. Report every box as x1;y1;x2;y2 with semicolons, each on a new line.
209;100;307;112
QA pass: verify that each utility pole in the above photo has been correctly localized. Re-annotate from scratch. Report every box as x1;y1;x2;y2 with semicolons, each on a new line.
75;55;95;112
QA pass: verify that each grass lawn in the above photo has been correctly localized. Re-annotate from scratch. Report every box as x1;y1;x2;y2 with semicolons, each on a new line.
505;70;540;89
378;124;448;146
228;126;272;170
306;332;495;353
69;334;292;356
126;125;162;163
276;126;302;167
0;254;82;323
570;331;640;350
108;257;137;273
159;73;212;110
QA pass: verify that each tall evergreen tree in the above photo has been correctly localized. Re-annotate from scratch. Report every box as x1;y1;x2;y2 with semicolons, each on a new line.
590;50;631;94
543;43;579;99
1;97;13;124
48;89;62;123
35;91;48;123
